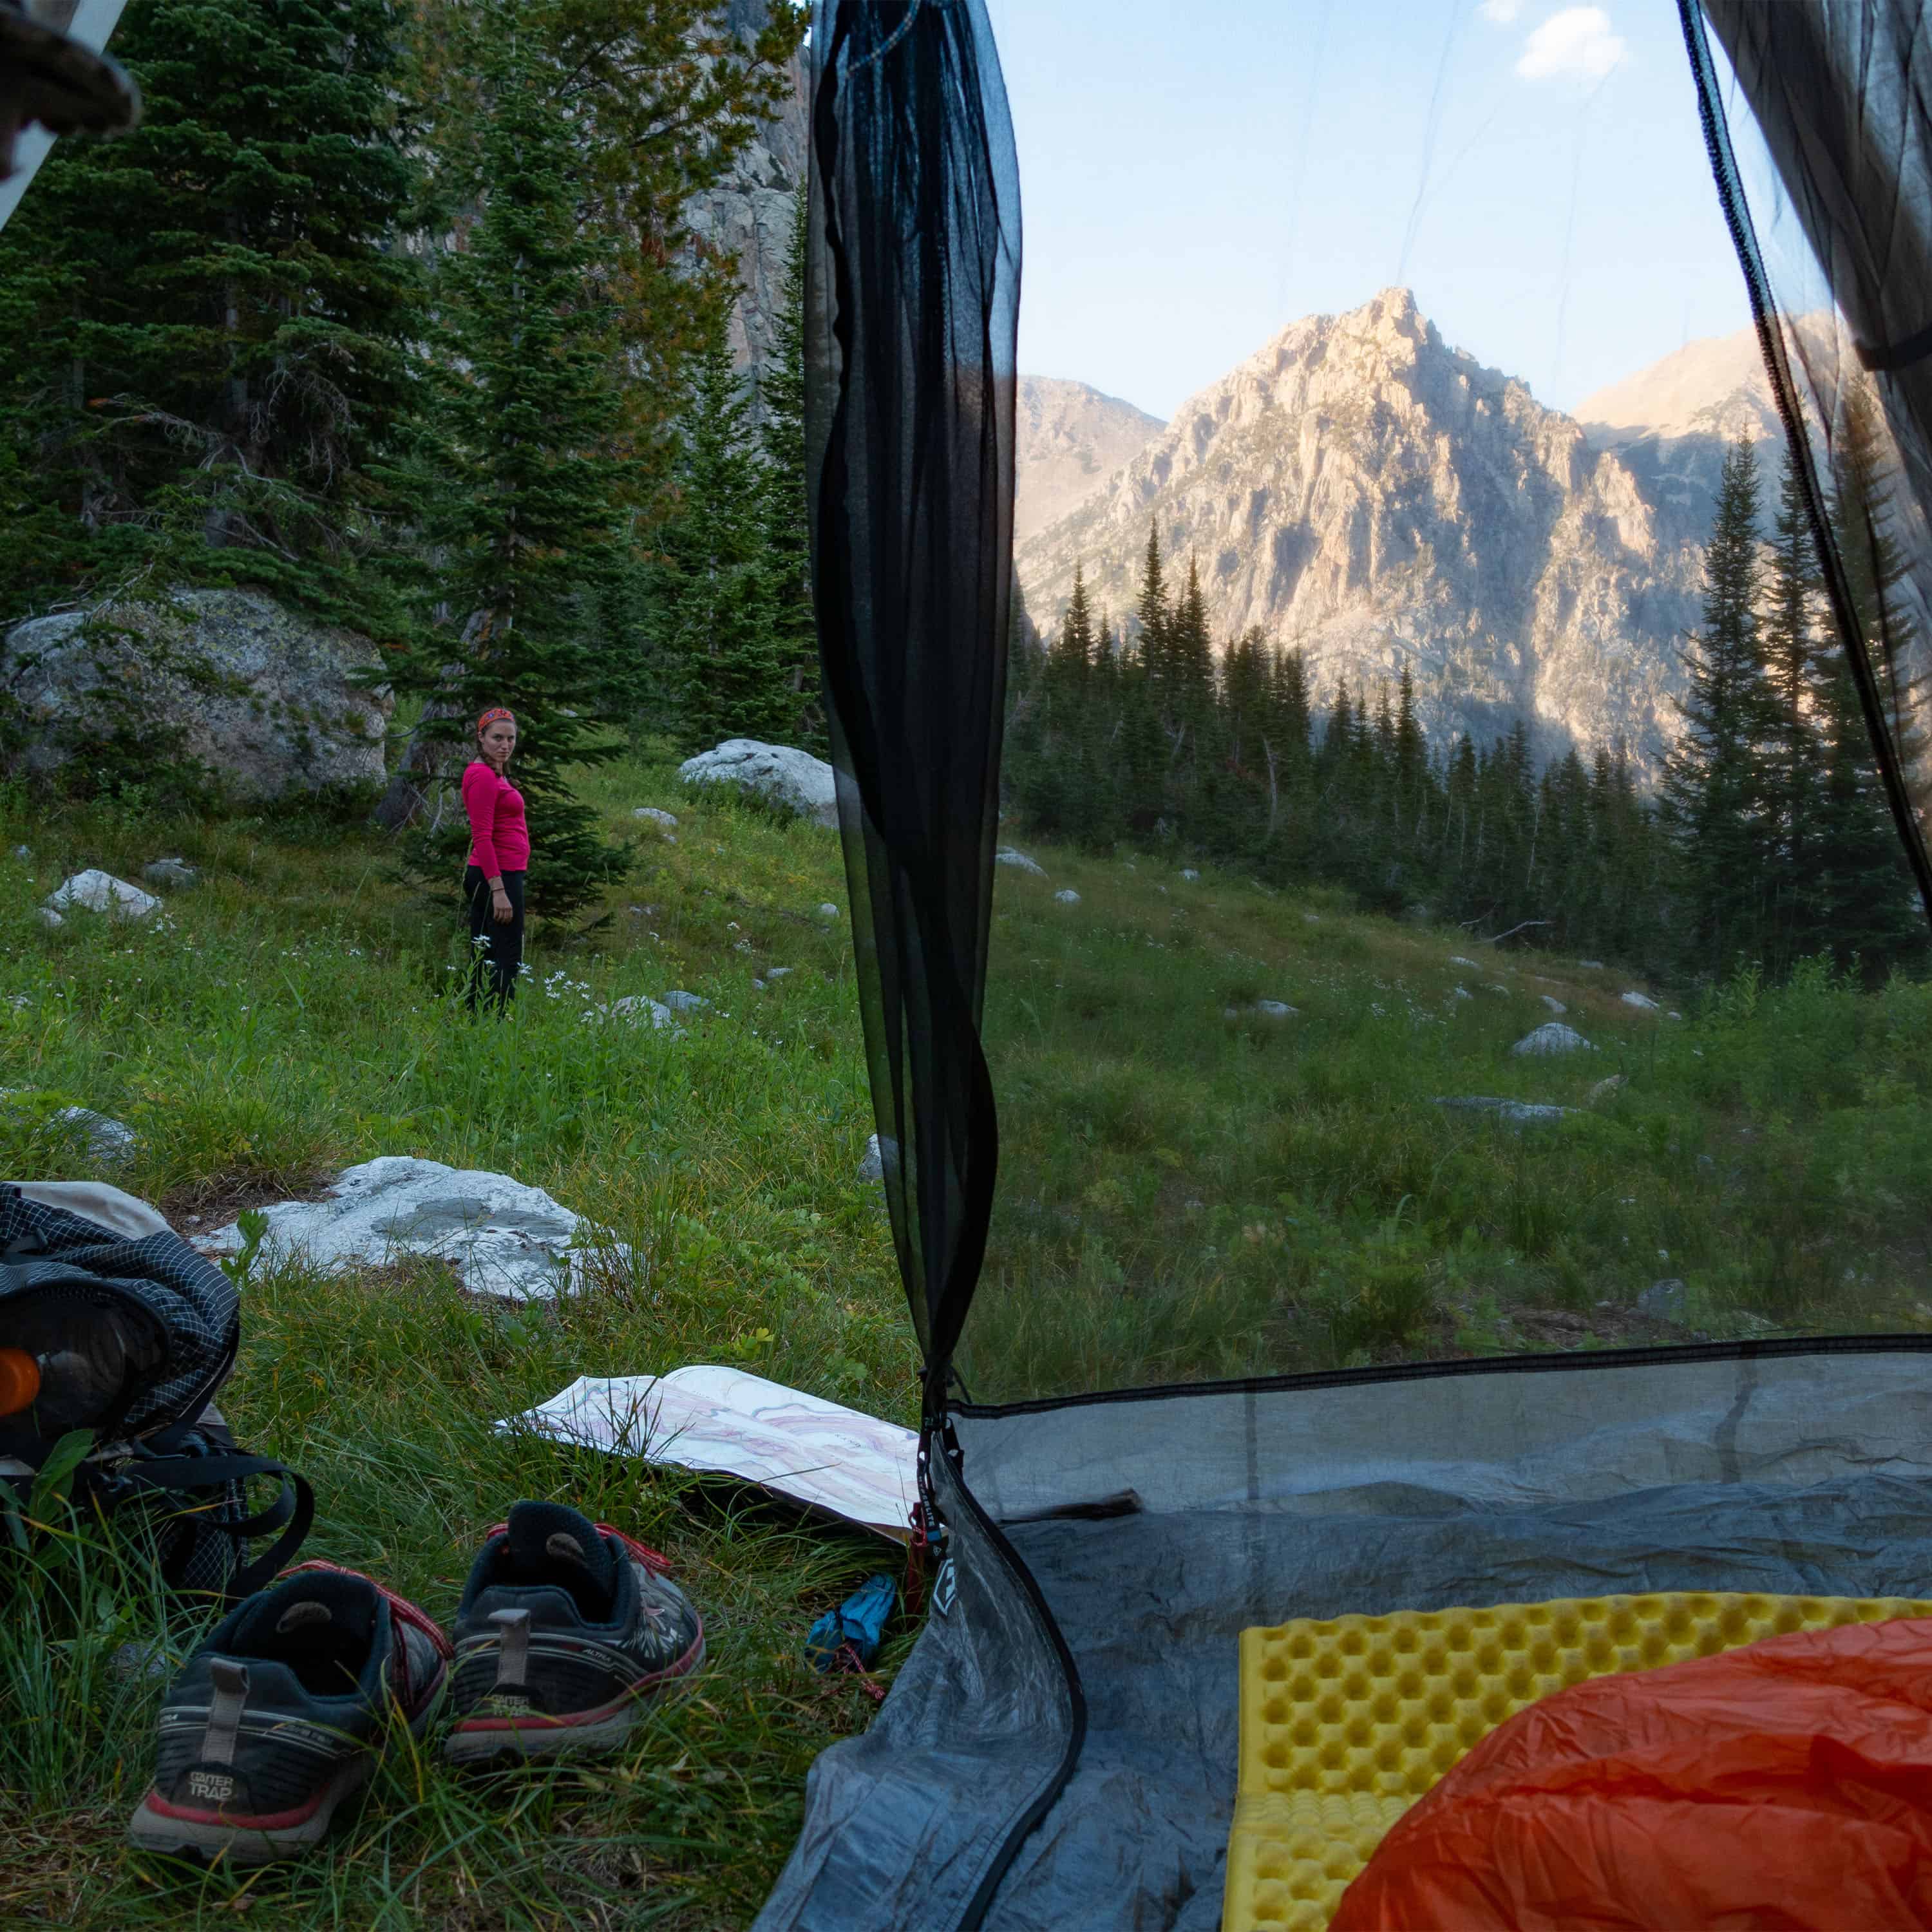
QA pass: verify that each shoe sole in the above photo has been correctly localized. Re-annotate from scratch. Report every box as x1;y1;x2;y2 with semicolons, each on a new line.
127;1674;446;1866
444;1631;705;1766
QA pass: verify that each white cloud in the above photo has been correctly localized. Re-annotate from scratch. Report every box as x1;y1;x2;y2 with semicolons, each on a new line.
1516;6;1627;82
1478;0;1524;23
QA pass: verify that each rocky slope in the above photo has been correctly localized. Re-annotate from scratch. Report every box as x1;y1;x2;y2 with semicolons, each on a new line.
1576;323;1781;450
1016;289;1718;782
683;0;809;398
1014;377;1166;545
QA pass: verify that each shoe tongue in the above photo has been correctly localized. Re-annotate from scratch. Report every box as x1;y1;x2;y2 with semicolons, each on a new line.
506;1501;617;1599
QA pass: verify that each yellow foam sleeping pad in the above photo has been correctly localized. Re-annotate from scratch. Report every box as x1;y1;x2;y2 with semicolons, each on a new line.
1224;1589;1932;1932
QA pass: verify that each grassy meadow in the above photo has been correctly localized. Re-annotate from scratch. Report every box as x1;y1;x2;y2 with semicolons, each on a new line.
1;745;1930;1929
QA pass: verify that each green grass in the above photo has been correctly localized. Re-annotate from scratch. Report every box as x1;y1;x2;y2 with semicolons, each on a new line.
2;750;1930;1925
965;849;1932;1397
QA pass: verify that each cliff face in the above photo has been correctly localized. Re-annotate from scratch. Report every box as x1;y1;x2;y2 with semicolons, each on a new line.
681;0;808;398
1016;289;1718;782
1014;377;1166;546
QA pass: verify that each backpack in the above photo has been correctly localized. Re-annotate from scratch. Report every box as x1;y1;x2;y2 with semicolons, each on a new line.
0;1183;312;1603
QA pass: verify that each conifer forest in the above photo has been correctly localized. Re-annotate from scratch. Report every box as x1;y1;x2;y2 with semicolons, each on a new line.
1003;424;1928;989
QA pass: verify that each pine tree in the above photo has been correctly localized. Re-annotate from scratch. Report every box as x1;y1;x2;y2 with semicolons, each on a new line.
661;316;793;755
393;12;633;916
758;185;819;746
0;0;426;620
1133;520;1170;692
1662;439;1777;976
1810;402;1929;977
1759;445;1828;967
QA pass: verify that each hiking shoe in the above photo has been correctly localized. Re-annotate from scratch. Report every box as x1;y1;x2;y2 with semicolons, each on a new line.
128;1562;450;1864
443;1501;704;1765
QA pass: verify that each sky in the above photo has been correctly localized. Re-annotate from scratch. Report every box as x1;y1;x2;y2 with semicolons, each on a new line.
980;0;1756;422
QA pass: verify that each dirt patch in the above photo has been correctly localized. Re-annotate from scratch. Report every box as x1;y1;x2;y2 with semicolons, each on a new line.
1419;1298;1686;1361
158;1169;334;1234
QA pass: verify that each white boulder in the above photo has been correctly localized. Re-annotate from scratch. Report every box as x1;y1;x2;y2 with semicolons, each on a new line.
1053;888;1081;905
607;995;676;1030
1539;994;1567;1014
142;857;200;891
1253;999;1298;1018
632;807;679;828
678;740;838;829
995;848;1046;876
1620;990;1660;1010
817;902;840;919
1511;1023;1595;1056
45;870;160;921
1179;868;1200;882
1578;960;1605;971
4;589;392;804
1449;956;1480;969
662;990;709;1013
199;1157;627;1302
858;1133;885;1184
1434;1097;1577;1128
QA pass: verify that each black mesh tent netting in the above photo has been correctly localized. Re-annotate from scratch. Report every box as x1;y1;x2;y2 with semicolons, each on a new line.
759;3;1932;1927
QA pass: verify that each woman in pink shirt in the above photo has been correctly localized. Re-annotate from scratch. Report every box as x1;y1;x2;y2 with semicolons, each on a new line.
462;708;530;1010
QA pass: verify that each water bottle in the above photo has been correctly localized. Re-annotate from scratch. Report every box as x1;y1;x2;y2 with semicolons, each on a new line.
0;1298;162;1439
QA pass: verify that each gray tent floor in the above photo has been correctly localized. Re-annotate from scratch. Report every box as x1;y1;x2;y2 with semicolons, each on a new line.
761;1471;1932;1931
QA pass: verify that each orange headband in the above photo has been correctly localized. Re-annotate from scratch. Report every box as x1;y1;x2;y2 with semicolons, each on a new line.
477;708;515;732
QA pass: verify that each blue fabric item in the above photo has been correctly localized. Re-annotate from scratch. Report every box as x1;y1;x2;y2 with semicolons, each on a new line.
806;1571;899;1672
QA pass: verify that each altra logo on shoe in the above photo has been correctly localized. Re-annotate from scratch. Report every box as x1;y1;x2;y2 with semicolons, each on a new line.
187;1771;235;1803
482;1692;531;1716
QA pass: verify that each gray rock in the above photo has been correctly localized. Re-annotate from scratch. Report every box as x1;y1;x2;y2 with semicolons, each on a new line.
45;869;160;921
858;1133;885;1184
678;739;839;828
1302;913;1320;923
1587;1074;1628;1106
1578;960;1605;971
1620;990;1660;1010
36;908;61;930
1511;1022;1594;1056
3;589;392;802
681;27;807;412
198;1156;628;1302
763;965;792;980
1252;999;1298;1018
1539;994;1567;1014
1179;867;1200;882
142;857;200;891
995;848;1046;876
59;1108;137;1163
1053;888;1081;904
1449;955;1481;969
3;1090;140;1162
1433;1097;1577;1128
1640;1277;1689;1321
662;990;710;1013
11;845;28;859
606;995;675;1031
817;902;840;919
632;807;679;828
1450;985;1473;1001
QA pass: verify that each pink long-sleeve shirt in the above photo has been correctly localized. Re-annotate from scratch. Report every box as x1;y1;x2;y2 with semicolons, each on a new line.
462;760;530;877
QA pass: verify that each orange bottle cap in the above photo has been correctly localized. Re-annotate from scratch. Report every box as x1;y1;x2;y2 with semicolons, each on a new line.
0;1346;40;1417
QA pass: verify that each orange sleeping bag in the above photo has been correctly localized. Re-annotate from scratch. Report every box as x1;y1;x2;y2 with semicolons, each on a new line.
1331;1615;1932;1931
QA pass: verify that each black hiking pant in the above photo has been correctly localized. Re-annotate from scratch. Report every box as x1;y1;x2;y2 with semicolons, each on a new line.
464;866;526;1011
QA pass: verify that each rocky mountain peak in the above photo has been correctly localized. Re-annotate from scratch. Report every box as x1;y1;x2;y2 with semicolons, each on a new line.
1017;289;1713;782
